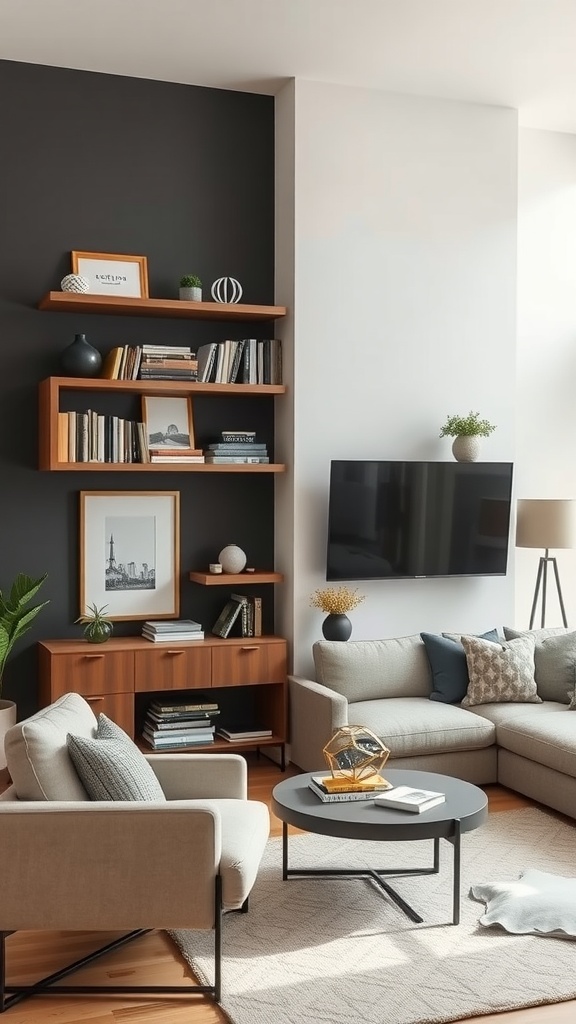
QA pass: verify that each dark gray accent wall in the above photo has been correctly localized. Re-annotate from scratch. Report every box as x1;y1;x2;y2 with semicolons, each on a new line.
0;60;275;718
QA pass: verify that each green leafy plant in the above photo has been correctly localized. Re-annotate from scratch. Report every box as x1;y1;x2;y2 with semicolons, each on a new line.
0;573;49;697
76;603;114;643
180;274;202;288
439;411;496;438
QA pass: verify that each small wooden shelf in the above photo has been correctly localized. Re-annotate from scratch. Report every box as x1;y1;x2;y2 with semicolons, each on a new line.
139;734;284;755
38;291;287;322
189;570;284;585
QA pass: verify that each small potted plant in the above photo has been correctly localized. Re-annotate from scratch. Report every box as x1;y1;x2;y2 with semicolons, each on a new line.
76;603;114;644
439;411;496;463
0;572;49;767
179;274;202;302
310;585;365;641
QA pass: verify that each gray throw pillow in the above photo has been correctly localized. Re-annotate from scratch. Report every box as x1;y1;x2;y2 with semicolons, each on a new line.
67;713;166;801
470;868;576;939
503;627;576;703
461;634;540;707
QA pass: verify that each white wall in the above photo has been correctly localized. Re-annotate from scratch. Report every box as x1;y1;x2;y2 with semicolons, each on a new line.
515;128;576;628
275;81;519;676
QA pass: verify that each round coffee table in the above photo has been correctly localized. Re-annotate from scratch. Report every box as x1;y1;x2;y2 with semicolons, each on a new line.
272;768;488;925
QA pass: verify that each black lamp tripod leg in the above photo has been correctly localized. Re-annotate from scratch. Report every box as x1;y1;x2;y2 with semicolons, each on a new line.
528;558;545;630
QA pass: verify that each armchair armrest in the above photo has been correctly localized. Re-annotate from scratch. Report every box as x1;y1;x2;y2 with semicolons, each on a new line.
144;752;247;799
0;800;222;931
289;675;348;772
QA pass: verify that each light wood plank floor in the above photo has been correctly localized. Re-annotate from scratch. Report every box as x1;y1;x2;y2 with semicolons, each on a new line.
1;761;574;1023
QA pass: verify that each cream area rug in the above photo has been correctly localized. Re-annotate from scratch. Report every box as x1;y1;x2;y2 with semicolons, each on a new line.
170;808;576;1024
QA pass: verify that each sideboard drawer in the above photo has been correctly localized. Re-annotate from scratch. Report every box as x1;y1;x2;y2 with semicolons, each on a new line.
212;641;287;688
134;645;212;692
82;693;135;736
48;650;135;698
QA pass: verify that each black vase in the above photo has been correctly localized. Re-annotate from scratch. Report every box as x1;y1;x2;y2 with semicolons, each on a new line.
60;334;102;377
322;613;352;641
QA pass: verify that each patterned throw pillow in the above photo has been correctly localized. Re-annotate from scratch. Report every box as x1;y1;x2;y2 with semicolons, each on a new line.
461;634;540;707
67;713;166;801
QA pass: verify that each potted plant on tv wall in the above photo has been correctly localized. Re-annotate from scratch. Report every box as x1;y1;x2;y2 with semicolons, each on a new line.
0;572;49;769
439;411;496;463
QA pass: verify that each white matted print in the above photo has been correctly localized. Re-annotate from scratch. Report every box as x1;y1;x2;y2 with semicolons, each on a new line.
71;251;149;298
80;491;180;620
142;395;195;450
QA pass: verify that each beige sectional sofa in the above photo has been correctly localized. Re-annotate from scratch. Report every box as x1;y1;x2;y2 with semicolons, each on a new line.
289;627;576;820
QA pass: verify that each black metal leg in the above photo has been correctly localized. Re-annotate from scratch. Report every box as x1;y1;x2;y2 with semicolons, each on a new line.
282;820;288;880
529;557;545;629
214;875;222;1003
452;819;461;925
541;557;549;628
0;933;6;1014
551;557;569;627
280;744;286;772
433;837;440;873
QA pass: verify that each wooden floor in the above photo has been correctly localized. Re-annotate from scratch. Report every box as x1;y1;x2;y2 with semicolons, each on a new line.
2;760;575;1024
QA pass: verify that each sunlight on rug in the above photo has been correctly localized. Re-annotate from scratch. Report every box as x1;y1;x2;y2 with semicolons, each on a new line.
170;807;576;1024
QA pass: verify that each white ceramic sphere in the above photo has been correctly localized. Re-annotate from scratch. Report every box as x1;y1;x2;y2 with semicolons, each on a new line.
61;274;90;293
218;544;247;574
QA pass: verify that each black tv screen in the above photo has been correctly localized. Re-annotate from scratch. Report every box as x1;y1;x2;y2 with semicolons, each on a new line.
326;460;513;581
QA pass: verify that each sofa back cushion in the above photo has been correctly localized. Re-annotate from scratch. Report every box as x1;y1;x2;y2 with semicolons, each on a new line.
5;692;96;800
313;637;432;702
503;626;576;703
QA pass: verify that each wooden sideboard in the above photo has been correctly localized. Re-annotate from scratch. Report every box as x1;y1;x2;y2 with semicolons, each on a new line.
38;635;287;767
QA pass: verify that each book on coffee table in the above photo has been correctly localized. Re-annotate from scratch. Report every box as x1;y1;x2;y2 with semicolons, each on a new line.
374;785;445;813
308;774;391;803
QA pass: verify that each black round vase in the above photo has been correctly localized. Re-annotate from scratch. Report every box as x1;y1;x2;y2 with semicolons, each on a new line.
322;613;352;641
60;334;102;377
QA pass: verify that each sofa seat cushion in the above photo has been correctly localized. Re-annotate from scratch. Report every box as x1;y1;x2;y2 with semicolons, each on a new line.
347;697;495;758
497;712;576;779
313;637;432;703
215;798;270;910
5;692;96;801
467;701;567;727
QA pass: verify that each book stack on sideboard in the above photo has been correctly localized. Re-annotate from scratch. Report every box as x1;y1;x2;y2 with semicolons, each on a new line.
142;698;220;749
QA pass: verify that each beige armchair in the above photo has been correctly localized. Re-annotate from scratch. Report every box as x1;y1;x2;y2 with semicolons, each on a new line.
0;693;270;1011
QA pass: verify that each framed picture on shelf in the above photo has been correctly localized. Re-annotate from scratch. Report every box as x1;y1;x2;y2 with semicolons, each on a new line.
71;251;149;298
79;491;180;620
142;395;195;450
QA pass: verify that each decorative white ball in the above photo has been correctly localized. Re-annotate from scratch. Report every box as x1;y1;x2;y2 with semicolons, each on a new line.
218;544;247;574
61;274;90;293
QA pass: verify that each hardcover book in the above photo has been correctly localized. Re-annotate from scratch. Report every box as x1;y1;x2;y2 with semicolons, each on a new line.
374;786;445;813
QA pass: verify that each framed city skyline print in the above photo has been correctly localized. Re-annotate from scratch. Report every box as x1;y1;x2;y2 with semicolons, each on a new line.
79;491;180;620
71;251;149;298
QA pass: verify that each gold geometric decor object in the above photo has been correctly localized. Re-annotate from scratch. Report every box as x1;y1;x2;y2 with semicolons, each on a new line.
322;726;392;791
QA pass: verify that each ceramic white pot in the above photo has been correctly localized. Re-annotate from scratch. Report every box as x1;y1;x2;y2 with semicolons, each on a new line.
179;286;202;302
452;435;481;463
0;700;17;771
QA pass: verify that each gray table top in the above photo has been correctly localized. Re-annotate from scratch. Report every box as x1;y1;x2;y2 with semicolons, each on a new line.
272;769;488;842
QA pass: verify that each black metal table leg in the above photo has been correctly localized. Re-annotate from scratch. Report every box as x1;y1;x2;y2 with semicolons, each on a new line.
282;820;288;880
452;818;461;925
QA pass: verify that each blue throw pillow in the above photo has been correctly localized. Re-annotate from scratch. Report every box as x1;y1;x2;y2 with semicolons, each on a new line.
421;629;500;704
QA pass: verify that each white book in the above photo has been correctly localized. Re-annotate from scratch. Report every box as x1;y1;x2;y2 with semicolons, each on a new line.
374;786;445;813
142;631;205;642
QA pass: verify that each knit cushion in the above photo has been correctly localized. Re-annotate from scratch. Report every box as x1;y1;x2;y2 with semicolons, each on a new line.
461;635;541;707
471;869;576;939
67;713;166;801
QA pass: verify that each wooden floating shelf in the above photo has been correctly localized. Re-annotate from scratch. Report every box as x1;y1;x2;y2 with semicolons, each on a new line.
139;734;284;754
38;291;287;322
43;376;286;396
189;571;284;585
46;462;286;473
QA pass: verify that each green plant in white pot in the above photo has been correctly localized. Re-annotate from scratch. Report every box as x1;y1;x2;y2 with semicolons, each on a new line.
179;274;202;302
439;411;496;463
0;572;49;768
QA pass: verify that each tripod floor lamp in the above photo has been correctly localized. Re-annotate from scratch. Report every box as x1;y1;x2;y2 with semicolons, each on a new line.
516;498;576;629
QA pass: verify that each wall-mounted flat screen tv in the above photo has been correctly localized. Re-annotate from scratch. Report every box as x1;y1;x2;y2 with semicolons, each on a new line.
326;460;514;581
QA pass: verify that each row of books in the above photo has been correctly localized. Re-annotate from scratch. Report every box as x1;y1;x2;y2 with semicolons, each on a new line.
57;410;150;463
141;697;273;749
197;339;282;385
142;619;204;642
212;594;262;638
102;344;198;382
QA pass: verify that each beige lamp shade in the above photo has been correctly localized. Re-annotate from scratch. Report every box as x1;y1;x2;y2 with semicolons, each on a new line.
516;499;576;550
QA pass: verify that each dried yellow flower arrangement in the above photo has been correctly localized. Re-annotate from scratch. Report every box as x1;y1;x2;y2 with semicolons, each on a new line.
310;586;365;614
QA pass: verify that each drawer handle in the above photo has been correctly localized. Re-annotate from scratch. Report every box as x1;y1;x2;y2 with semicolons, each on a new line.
85;696;105;703
84;654;105;660
240;646;259;652
165;650;185;655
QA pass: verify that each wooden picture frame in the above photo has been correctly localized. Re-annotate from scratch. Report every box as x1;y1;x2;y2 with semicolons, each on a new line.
142;395;195;451
79;490;180;620
71;251;149;298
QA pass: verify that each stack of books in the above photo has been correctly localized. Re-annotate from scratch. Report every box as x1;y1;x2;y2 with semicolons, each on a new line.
204;430;269;465
142;619;204;642
139;344;198;382
150;448;205;464
308;773;393;803
211;594;262;638
142;699;220;750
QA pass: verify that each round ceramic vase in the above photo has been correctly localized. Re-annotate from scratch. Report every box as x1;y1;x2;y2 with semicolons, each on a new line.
84;621;113;644
452;435;481;463
322;613;352;641
60;334;103;377
219;544;247;574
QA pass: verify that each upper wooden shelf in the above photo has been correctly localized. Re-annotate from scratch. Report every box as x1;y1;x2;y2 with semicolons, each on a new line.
189;571;284;586
38;292;287;322
42;376;286;396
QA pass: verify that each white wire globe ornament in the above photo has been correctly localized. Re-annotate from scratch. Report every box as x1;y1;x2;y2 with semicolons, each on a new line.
218;544;247;574
61;274;90;293
211;277;243;303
